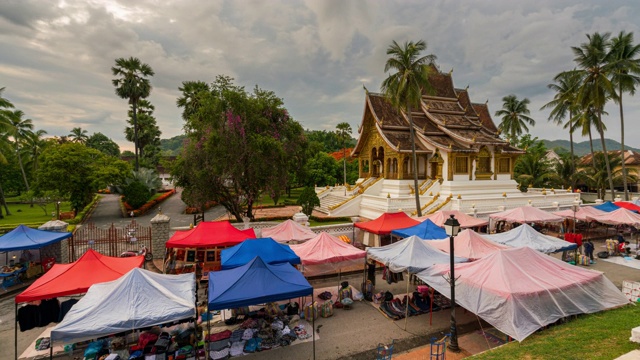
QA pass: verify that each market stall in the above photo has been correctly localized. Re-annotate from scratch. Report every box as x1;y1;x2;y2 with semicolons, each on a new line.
261;219;316;243
289;232;366;277
416;246;629;341
165;221;256;274
614;201;640;213
593;201;622;213
390;219;448;240
427;229;508;260
416;210;488;230
355;212;419;247
220;237;300;270
483;224;577;253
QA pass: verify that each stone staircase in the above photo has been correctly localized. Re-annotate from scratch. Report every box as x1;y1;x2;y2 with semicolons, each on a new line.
317;193;351;214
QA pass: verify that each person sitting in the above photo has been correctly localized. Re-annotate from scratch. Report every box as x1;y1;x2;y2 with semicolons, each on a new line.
618;240;631;256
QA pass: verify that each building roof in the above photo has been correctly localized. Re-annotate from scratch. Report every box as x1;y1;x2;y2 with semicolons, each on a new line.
578;150;640;166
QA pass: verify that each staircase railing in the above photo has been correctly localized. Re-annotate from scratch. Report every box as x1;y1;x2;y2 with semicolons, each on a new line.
412;193;439;216
427;194;452;214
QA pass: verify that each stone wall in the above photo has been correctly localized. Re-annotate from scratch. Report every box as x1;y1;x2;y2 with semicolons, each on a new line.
151;213;171;259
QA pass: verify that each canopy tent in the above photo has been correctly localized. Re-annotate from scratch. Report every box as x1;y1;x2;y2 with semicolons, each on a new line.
366;235;467;274
16;249;144;303
221;238;300;270
0;225;71;252
593;201;621;213
289;232;366;276
355;212;419;247
416;247;628;342
586;207;640;228
489;206;564;224
416;210;488;229
261;220;316;243
209;256;313;310
614;201;640;213
427;229;509;260
390;219;448;240
483;224;577;253
51;268;196;345
165;221;255;248
553;206;607;222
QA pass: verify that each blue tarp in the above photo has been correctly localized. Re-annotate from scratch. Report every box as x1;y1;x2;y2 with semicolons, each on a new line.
208;256;313;310
220;238;301;269
594;201;621;213
0;225;72;251
391;219;448;240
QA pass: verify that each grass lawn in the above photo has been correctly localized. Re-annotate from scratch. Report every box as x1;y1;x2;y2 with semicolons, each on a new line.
256;188;304;206
473;304;640;360
0;201;73;226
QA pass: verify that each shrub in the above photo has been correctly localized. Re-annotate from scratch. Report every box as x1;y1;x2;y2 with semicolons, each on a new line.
123;181;151;209
297;186;320;216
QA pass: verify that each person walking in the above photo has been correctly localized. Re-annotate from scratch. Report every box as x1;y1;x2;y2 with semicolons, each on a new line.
584;239;595;264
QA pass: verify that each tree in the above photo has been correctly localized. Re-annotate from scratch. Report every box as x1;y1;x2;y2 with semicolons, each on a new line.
541;70;582;189
297;186;320;216
572;32;617;200
35;143;131;212
125;99;161;167
112;57;155;171
7;109;34;192
608;31;640;200
335;122;352;194
25;129;48;180
495;94;535;143
381;40;436;217
305;152;339;187
68;127;88;144
576;152;636;200
87;132;120;157
514;140;556;190
0;88;14;217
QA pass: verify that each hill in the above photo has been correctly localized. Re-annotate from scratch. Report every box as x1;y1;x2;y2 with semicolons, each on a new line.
542;138;640;157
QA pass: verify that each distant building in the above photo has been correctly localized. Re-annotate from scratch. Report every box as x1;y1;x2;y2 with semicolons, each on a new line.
578;150;640;192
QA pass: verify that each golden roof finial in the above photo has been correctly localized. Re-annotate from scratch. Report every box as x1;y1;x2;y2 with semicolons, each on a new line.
363;84;369;94
380;117;384;125
457;194;461;199
485;99;489;105
472;135;477;142
448;143;452;149
397;142;400;149
449;68;453;75
422;125;427;131
465;84;469;91
464;105;468;112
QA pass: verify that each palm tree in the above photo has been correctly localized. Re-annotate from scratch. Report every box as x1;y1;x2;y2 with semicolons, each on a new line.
381;40;436;217
112;57;154;171
576;152;636;199
335;122;352;195
494;94;536;143
7;110;34;191
541;70;582;188
68;127;88;144
572;106;605;170
26;129;48;175
177;80;210;123
0;88;14;218
572;32;617;200
514;141;555;189
608;31;640;200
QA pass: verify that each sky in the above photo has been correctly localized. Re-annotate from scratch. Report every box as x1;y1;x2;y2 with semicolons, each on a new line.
1;0;640;152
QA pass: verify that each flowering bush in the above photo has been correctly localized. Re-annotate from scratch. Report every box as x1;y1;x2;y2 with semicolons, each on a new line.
121;189;176;217
185;200;217;214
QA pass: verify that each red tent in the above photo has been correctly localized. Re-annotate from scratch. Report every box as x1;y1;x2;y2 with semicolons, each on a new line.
166;221;256;248
355;212;419;247
15;249;143;303
614;201;640;213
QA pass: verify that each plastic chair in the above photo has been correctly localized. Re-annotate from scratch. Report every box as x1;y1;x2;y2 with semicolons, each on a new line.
430;334;450;360
376;339;394;360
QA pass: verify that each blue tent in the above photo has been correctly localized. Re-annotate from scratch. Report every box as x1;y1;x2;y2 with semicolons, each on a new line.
208;256;313;310
390;219;448;240
0;225;72;252
220;238;301;269
593;201;621;213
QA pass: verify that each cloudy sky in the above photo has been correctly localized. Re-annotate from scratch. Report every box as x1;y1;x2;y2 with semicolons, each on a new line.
1;0;640;151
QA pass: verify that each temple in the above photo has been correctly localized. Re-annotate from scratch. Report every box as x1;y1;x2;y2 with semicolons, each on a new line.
316;66;578;219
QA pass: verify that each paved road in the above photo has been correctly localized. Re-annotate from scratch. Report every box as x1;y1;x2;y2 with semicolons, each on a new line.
85;188;228;230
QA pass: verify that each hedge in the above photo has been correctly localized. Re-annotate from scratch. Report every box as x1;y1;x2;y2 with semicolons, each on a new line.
122;189;176;217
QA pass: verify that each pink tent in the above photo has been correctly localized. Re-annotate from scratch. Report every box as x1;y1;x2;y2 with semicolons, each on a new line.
586;207;640;227
489;206;564;224
553;206;606;222
427;229;508;260
289;232;366;276
416;210;488;229
261;219;317;243
417;246;628;342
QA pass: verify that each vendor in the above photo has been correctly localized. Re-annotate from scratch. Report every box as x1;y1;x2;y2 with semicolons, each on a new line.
164;250;177;274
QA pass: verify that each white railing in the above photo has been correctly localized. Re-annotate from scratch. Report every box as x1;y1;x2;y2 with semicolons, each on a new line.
451;192;580;219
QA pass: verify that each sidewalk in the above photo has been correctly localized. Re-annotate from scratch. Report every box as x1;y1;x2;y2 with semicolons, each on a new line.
393;330;505;359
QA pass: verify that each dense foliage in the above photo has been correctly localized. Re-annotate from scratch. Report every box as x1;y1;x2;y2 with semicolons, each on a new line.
123;180;151;209
297;186;320;216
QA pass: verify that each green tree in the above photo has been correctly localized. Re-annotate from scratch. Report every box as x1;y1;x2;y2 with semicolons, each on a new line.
87;132;120;157
608;31;640;200
35;143;131;212
7;110;34;192
541;70;582;188
572;32;617;200
551;152;579;190
68;127;88;144
112;57;155;171
495;94;535;143
335;122;352;193
576;152;636;199
125;99;161;167
514;140;555;190
381;39;436;217
305;152;339;187
297;186;320;216
0;88;14;217
176;81;210;123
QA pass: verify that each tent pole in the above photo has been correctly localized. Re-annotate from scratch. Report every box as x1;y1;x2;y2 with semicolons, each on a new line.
312;304;316;360
404;273;409;330
429;288;434;326
162;248;168;274
49;342;52;360
363;254;367;294
15;303;18;360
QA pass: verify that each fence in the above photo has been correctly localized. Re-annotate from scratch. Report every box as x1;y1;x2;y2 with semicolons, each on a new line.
69;220;152;261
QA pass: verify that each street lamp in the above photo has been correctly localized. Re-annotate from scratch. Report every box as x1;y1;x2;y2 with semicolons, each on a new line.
571;203;580;234
444;214;461;352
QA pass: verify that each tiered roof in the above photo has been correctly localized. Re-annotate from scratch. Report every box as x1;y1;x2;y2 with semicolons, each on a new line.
352;66;523;156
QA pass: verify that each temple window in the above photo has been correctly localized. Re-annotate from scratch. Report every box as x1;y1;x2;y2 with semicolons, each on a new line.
498;158;511;173
455;155;469;174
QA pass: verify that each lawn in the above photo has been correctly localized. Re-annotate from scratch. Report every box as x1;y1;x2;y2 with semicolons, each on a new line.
473;304;640;360
255;188;304;206
0;201;73;226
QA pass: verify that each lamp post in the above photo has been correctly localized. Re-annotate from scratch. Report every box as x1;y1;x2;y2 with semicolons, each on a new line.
571;203;580;234
444;214;461;352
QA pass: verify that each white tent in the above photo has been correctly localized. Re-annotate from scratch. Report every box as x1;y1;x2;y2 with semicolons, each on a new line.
483;224;577;254
416;247;628;341
51;268;196;345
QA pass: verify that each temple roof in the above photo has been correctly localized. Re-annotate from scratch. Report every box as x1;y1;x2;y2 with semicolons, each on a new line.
352;66;523;157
